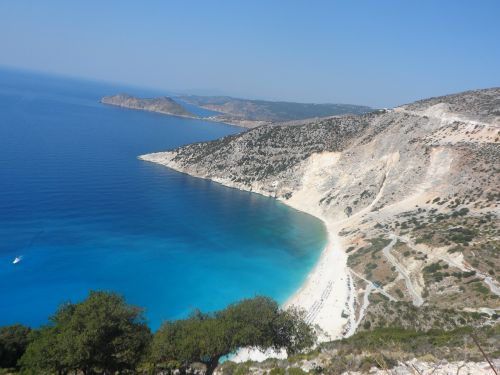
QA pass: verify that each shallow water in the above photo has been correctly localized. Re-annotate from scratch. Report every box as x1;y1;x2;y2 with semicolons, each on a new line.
0;69;326;329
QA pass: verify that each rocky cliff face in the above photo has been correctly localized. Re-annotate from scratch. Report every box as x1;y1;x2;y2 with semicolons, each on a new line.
101;94;193;117
140;88;500;335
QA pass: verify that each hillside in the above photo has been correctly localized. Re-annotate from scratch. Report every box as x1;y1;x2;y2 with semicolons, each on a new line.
220;325;500;374
101;94;194;117
179;95;373;125
140;88;500;341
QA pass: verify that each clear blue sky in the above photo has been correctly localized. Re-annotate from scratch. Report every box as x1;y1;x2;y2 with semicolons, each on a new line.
1;1;499;107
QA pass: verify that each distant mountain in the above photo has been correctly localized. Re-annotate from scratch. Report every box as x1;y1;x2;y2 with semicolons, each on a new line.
179;95;373;122
101;94;194;117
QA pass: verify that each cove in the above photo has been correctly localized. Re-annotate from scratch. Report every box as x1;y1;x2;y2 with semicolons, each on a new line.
0;69;327;329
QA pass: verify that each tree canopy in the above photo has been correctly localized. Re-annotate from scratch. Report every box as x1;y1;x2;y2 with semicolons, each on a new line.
5;293;314;375
0;324;31;369
19;291;151;375
151;296;315;375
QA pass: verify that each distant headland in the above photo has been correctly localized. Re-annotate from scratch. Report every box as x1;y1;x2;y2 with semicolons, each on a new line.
101;93;373;128
101;94;195;118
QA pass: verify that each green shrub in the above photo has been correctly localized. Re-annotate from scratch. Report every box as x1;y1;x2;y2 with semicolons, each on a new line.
270;368;286;375
288;367;307;375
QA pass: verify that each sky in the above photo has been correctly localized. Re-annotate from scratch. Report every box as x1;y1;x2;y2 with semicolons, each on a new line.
0;1;499;108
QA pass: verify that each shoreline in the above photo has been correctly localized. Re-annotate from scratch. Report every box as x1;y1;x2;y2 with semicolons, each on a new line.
101;100;262;129
280;205;352;342
101;100;349;129
231;212;351;362
138;152;353;343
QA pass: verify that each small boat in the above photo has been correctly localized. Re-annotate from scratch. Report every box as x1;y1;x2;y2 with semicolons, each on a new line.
12;256;23;264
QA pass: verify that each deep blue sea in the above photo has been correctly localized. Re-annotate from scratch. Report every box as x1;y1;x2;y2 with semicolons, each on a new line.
0;68;326;329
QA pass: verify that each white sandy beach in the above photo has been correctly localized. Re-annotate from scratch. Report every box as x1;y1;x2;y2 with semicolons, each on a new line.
281;152;354;341
283;222;351;340
232;220;351;362
231;221;351;362
229;152;355;362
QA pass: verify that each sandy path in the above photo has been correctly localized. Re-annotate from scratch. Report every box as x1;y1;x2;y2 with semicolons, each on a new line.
397;234;500;298
351;270;397;302
384;236;424;306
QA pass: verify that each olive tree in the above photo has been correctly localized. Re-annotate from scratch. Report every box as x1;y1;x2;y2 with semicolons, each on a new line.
151;296;315;375
20;291;152;375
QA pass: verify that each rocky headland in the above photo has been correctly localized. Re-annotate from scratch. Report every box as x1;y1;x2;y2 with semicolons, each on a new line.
101;94;195;118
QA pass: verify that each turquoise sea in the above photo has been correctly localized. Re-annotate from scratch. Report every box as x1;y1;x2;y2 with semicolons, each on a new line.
0;68;326;329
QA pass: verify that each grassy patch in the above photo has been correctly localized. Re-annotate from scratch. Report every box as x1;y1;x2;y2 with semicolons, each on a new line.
348;237;391;267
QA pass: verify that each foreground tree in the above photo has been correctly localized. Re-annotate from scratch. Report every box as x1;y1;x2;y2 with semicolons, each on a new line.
20;291;152;375
151;296;316;375
18;325;67;375
0;324;31;369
